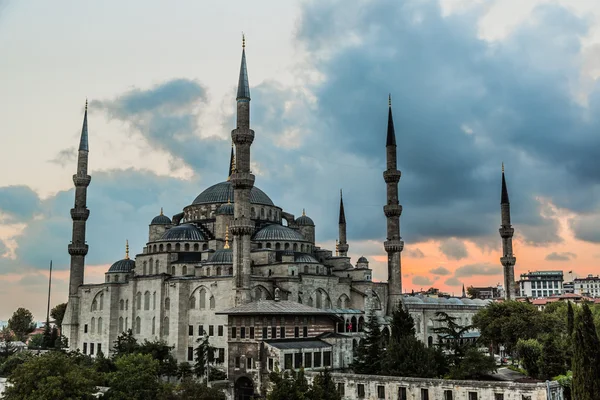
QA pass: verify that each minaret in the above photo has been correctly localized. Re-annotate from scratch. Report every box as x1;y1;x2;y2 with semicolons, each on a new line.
63;100;91;350
383;95;404;314
227;142;235;181
337;189;349;257
230;35;255;305
499;164;516;300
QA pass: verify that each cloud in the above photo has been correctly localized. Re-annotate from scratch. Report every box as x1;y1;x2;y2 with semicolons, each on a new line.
439;238;469;260
545;251;577;261
445;277;462;287
48;147;76;167
570;213;600;243
454;263;502;278
404;247;425;258
412;275;437;286
0;186;41;222
430;266;452;276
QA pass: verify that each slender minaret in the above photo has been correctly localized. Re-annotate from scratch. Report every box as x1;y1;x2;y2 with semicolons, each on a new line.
227;142;235;181
230;35;255;305
64;100;91;349
337;189;349;257
383;95;404;314
499;164;516;300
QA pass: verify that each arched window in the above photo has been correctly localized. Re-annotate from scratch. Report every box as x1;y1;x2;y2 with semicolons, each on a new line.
136;292;142;310
261;208;265;218
135;317;141;334
149;258;153;273
100;293;104;310
210;296;215;309
119;317;124;332
155;260;159;273
358;317;365;332
284;243;290;250
351;316;358;332
293;243;297;251
199;289;206;309
171;266;176;275
255;287;262;300
153;245;157;252
251;207;255;218
91;317;95;333
276;243;281;250
165;297;170;310
98;317;103;334
268;209;272;219
114;275;120;282
152;317;156;335
304;265;309;274
266;243;271;249
120;299;124;310
175;243;181;251
167;243;172;251
125;299;129;310
194;243;199;251
207;268;211;276
159;244;164;252
143;261;147;275
91;299;97;312
185;243;190;251
308;297;314;307
316;293;322;309
189;295;196;309
163;317;169;335
203;243;208;250
216;267;222;275
144;291;150;310
182;266;188;275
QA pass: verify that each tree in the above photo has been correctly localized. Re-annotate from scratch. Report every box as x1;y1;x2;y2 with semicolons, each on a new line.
308;369;341;400
194;335;216;379
177;362;193;380
572;303;600;400
112;329;139;357
466;286;480;299
449;347;497;380
167;377;226;400
267;368;310;400
138;339;178;378
433;312;472;367
389;305;415;341
50;303;67;328
0;326;17;361
567;302;574;336
0;352;33;377
28;333;44;349
352;310;382;374
3;351;98;400
106;353;161;400
7;308;36;342
516;338;542;378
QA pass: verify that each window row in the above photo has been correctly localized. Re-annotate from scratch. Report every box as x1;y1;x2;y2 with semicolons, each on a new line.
232;325;308;340
187;346;225;363
84;317;103;334
353;385;498;400
279;350;331;370
189;289;216;310
134;291;157;311
256;242;312;252
147;243;209;254
188;324;224;337
82;342;102;356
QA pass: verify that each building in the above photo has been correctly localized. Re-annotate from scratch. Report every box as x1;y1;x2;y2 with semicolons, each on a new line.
562;281;574;294
468;285;503;300
60;40;516;399
574;274;600;297
518;271;564;298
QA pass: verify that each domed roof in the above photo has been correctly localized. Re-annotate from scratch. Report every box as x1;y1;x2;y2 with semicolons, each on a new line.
295;253;319;263
216;202;234;215
402;296;424;304
192;181;274;206
357;256;368;263
461;298;475;305
159;224;205;241
108;258;135;273
209;248;233;264
447;298;464;305
472;298;485;306
422;296;440;304
253;224;306;242
296;211;314;226
151;210;171;225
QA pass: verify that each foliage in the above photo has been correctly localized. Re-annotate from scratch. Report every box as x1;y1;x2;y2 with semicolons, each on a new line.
572;303;600;400
389;305;415;341
448;347;497;380
466;286;480;299
3;351;99;400
50;303;67;328
7;308;36;342
138;339;178;378
194;335;217;379
28;333;44;348
539;334;566;380
105;353;161;400
0;326;17;361
112;329;139;357
178;362;193;379
0;352;34;377
308;369;342;400
567;302;574;336
267;368;310;400
209;367;227;381
352;310;382;374
433;312;473;367
164;377;227;400
516;338;542;378
554;371;572;400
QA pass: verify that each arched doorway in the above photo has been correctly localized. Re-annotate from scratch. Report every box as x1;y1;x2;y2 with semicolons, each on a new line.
235;376;254;400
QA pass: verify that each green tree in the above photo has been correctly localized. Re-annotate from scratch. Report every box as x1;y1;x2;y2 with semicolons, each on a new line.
308;369;341;400
539;335;566;380
167;377;227;400
3;351;98;400
352;310;382;374
50;303;67;328
194;335;216;379
567;302;574;336
389;305;415;341
0;352;34;377
138;339;178;378
178;362;193;380
516;338;542;378
466;286;480;299
7;308;36;342
112;329;139;357
449;347;497;380
433;311;473;367
28;333;44;349
0;326;17;361
106;353;161;400
267;368;310;400
572;303;600;399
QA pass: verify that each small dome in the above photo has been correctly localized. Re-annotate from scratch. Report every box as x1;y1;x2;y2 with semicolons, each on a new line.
108;258;135;273
253;224;306;242
295;253;319;263
192;181;274;206
159;224;205;241
151;213;171;225
209;248;233;264
216;203;234;216
357;256;368;263
296;215;315;226
472;299;485;306
461;298;475;305
422;296;439;304
447;298;464;305
402;296;424;304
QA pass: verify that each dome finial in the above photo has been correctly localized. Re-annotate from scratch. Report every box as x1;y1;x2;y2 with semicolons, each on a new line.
502;162;504;173
242;32;245;49
388;93;391;107
125;239;130;259
224;225;230;249
302;208;306;216
160;207;163;216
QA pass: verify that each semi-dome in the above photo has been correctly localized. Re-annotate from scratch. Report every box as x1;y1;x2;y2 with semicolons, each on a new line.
461;298;475;305
295;211;314;226
447;298;464;305
216;202;234;215
253;224;306;242
295;253;319;263
159;224;205;241
402;296;424;304
209;248;233;264
108;258;135;273
357;256;368;263
151;210;171;225
192;181;274;206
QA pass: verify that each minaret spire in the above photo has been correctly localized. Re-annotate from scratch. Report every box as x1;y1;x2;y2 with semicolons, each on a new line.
383;95;404;314
230;37;256;305
338;189;349;257
500;164;516;300
227;142;235;180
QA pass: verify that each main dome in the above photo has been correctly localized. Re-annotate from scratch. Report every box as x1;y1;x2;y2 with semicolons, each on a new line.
192;181;274;206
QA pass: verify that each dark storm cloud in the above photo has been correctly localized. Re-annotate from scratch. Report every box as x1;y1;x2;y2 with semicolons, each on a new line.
412;275;436;286
430;266;451;276
438;238;468;260
48;147;76;167
444;277;462;287
0;186;41;222
545;251;577;261
404;247;425;258
454;263;501;278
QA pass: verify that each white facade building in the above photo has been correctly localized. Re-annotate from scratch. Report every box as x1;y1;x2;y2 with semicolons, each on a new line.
574;275;600;297
518;271;563;298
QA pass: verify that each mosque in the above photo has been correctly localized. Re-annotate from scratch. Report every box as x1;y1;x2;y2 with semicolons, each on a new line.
61;40;515;397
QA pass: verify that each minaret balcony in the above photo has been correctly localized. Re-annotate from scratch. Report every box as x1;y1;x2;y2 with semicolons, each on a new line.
384;239;404;253
383;170;401;183
68;243;89;256
72;174;91;187
232;128;255;145
337;243;349;254
230;218;255;236
499;226;514;238
230;172;255;189
384;204;402;217
500;256;516;266
70;208;90;221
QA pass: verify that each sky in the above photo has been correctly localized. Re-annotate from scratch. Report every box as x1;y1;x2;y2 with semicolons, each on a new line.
1;0;600;321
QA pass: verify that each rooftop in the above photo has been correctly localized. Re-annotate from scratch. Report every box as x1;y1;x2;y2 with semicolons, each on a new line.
216;300;338;316
265;339;332;350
